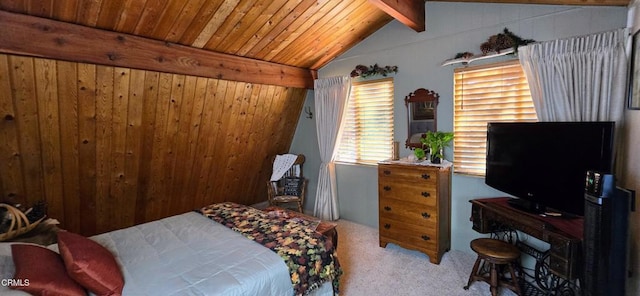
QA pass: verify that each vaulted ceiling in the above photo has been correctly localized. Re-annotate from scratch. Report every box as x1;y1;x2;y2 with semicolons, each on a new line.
0;0;393;71
0;0;630;88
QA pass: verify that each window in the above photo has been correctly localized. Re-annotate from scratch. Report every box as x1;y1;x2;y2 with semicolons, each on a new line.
337;78;394;165
453;60;537;176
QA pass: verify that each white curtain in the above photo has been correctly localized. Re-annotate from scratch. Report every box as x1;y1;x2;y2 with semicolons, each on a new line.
518;28;628;124
313;76;351;221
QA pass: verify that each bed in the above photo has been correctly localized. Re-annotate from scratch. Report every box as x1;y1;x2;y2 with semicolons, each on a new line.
0;202;341;296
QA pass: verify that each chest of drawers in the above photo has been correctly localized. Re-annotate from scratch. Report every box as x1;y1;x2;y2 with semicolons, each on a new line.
378;161;451;264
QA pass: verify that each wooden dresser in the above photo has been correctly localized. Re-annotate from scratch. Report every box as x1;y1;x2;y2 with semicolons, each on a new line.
378;161;451;264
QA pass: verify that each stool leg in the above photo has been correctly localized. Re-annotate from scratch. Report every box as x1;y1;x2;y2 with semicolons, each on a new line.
507;263;523;296
464;256;482;290
490;263;498;296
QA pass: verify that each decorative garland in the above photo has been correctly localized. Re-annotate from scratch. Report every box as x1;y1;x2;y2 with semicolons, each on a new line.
350;64;398;78
479;28;535;54
442;28;535;66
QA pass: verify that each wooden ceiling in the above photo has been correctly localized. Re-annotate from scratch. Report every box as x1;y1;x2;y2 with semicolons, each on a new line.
0;0;393;71
0;0;630;88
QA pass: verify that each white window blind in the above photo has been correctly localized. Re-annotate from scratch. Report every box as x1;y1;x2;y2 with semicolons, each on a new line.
453;60;537;176
337;78;394;165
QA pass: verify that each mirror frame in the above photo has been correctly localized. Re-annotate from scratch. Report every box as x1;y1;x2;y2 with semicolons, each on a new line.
405;88;439;149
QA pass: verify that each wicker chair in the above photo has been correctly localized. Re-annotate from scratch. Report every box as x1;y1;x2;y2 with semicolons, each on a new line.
266;154;307;213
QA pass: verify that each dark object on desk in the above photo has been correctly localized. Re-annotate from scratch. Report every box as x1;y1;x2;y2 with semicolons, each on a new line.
583;171;634;296
464;238;523;296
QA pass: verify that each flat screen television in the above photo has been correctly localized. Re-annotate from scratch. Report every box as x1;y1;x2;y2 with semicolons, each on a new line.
485;121;615;217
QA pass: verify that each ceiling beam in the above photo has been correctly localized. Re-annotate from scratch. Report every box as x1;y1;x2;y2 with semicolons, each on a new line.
0;10;316;89
369;0;426;32
427;0;629;6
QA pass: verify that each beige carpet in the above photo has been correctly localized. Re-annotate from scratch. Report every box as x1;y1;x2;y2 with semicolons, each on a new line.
334;219;517;296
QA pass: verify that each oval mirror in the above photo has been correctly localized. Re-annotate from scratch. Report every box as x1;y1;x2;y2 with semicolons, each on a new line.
405;88;439;149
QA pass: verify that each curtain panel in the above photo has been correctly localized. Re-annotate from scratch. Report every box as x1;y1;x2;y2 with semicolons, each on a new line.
313;76;351;221
518;28;628;123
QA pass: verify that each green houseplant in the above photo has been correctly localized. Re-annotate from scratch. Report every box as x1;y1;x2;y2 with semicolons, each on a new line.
414;131;454;164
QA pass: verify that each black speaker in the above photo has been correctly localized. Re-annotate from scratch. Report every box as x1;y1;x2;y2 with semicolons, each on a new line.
583;171;633;296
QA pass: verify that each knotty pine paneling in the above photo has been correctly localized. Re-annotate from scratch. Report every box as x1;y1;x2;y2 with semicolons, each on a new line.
0;54;305;235
0;0;395;70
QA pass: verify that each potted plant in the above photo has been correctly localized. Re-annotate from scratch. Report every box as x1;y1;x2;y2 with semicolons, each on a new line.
414;131;454;164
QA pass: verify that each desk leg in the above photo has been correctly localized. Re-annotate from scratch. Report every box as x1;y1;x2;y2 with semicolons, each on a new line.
488;231;581;296
514;239;580;296
532;252;580;296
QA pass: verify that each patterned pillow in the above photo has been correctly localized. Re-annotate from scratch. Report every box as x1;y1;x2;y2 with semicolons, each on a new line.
57;231;124;296
282;177;304;196
10;243;86;295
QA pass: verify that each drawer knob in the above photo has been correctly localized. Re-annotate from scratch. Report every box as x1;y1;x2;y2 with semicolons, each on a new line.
384;223;391;229
383;186;391;191
421;235;431;241
384;206;391;211
421;174;430;179
421;192;431;197
383;170;391;175
421;212;431;219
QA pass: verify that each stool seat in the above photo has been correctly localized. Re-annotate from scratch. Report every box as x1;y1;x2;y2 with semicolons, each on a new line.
471;238;520;262
464;238;522;296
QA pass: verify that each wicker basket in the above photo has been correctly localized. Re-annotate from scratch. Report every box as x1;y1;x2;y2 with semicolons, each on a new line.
0;203;45;242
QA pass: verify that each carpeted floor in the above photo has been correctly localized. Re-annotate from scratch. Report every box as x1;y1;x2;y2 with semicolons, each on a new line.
334;218;517;296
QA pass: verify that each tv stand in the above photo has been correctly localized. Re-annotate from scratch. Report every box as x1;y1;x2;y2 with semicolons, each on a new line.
470;197;583;281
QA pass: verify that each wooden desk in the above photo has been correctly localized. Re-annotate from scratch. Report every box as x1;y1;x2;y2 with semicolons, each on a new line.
470;197;583;280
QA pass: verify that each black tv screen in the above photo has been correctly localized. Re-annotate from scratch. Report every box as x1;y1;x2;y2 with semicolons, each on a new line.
485;122;614;216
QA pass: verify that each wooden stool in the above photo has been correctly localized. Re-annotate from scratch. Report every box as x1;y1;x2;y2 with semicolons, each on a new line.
464;238;523;296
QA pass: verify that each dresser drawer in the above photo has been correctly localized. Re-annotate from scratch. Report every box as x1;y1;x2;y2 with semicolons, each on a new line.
379;199;438;227
378;165;438;185
379;217;437;248
547;232;581;279
379;181;438;206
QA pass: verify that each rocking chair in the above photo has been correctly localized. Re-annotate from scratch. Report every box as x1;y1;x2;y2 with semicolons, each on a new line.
266;154;307;213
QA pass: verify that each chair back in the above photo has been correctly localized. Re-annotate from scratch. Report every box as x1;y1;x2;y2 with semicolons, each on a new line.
272;154;305;178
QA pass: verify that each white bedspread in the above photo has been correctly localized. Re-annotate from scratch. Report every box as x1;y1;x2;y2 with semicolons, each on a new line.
1;212;301;296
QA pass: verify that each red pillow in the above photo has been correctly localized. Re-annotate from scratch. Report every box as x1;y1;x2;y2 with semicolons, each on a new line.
57;231;124;296
10;244;86;296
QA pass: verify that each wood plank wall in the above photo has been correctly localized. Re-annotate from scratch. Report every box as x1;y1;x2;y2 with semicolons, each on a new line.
0;54;305;235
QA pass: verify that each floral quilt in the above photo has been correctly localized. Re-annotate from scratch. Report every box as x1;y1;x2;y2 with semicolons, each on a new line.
198;202;342;296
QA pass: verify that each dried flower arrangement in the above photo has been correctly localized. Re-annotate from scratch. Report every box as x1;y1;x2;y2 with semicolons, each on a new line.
480;28;535;54
442;28;536;66
350;64;398;78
